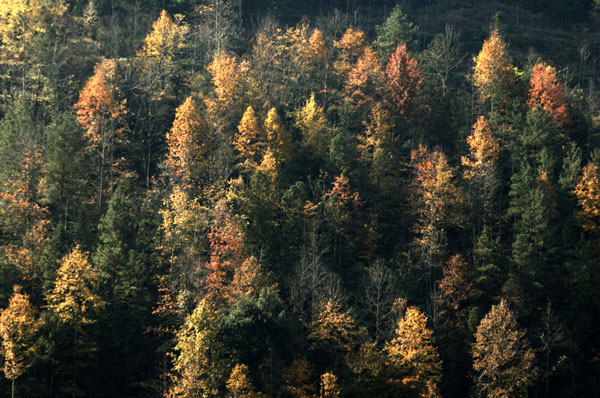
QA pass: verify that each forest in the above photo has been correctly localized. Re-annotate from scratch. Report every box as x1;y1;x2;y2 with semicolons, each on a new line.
1;0;600;397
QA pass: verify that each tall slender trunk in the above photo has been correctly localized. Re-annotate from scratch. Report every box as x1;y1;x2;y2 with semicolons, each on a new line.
11;378;15;398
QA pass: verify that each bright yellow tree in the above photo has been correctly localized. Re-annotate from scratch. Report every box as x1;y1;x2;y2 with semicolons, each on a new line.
462;116;500;229
296;93;329;156
137;9;188;98
385;306;442;396
46;245;105;327
166;96;209;188
226;364;263;398
0;0;66;89
473;30;516;110
0;286;40;398
264;107;292;164
319;372;340;398
234;106;265;172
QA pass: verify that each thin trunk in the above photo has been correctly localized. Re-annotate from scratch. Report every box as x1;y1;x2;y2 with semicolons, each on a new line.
11;378;15;398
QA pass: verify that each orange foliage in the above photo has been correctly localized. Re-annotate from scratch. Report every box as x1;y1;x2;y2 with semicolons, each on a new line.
345;47;384;107
385;43;423;121
325;173;363;222
528;62;568;127
204;200;244;307
74;59;126;148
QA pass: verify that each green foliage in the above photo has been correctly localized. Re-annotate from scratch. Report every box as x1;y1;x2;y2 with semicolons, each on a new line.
374;5;418;61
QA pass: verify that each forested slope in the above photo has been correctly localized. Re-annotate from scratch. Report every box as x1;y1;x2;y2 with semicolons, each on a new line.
1;1;600;397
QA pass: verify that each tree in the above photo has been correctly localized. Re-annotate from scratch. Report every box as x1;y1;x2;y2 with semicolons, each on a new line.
296;93;329;157
384;43;423;125
234;106;266;173
204;200;245;308
0;286;40;398
281;358;316;398
226;364;262;398
137;9;189;99
73;59;127;209
374;4;418;60
472;299;537;398
0;0;67;91
345;46;384;108
165;96;209;189
473;30;516;111
362;260;396;343
46;245;104;327
462;116;500;235
385;306;442;396
319;372;340;398
410;145;463;303
207;50;244;111
169;299;228;398
264;107;292;164
574;162;600;249
333;28;368;79
528;62;568;128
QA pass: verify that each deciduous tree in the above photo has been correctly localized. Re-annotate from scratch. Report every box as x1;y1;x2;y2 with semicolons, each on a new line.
385;306;442;397
0;286;40;398
166;96;209;189
384;43;423;125
73;59;127;209
528;62;568;128
473;30;516;111
472;299;537;398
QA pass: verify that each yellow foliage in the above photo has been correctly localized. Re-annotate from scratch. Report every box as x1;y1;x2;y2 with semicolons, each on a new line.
0;286;40;381
227;364;263;398
319;372;340;398
574;163;600;243
138;10;188;61
264;107;292;164
234;106;265;172
207;51;244;108
385;307;442;395
0;0;66;60
462;116;500;180
472;30;516;107
333;28;368;78
310;299;358;353
166;96;209;187
46;245;105;326
296;93;328;155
